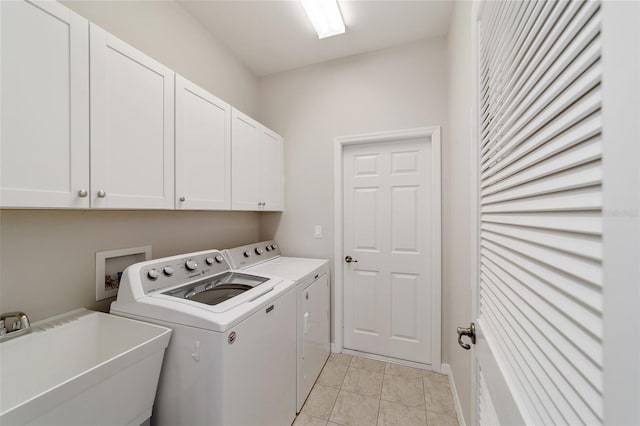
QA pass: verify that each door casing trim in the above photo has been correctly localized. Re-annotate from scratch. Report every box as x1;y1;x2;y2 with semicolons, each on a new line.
333;126;442;370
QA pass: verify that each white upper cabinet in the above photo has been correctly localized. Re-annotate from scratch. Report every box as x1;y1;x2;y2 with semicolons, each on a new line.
1;1;90;208
231;108;283;211
260;127;284;211
90;23;175;209
175;75;231;210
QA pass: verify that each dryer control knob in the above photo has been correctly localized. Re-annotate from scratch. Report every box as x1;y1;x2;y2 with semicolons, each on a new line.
270;244;277;250
205;257;215;265
243;251;252;258
265;246;272;252
163;266;174;276
255;248;263;255
147;269;159;280
185;260;198;271
215;255;224;263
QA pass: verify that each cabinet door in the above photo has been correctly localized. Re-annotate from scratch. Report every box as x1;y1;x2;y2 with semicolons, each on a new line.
90;24;174;209
231;108;261;210
1;1;89;208
260;127;284;211
175;75;231;210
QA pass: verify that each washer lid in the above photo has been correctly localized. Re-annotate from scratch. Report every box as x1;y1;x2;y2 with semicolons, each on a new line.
245;257;329;282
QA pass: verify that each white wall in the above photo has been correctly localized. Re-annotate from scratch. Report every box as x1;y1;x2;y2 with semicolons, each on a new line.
444;2;474;424
257;37;448;348
0;1;261;322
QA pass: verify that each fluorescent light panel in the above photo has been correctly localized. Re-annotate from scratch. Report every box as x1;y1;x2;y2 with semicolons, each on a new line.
301;0;345;39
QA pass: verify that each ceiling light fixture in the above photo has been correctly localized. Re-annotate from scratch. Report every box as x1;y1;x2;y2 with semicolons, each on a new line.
301;0;345;39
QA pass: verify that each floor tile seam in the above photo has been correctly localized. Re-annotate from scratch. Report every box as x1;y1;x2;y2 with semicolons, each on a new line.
348;364;386;375
379;395;426;410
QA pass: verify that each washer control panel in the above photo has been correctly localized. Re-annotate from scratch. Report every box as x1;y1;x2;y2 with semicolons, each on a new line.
137;249;232;294
223;240;281;269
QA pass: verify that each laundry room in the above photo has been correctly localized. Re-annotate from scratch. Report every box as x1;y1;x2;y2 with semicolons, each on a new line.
1;1;639;425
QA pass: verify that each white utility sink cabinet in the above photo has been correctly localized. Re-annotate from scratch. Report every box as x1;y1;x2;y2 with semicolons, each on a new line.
0;309;171;426
231;108;284;211
0;0;283;212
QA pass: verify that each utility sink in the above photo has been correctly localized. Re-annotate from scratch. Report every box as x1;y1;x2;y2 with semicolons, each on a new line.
0;309;171;426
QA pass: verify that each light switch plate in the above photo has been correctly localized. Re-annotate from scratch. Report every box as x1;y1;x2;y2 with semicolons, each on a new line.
314;225;322;238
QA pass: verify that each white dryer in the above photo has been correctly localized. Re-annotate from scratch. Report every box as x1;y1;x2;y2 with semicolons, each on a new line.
111;249;297;426
224;240;330;412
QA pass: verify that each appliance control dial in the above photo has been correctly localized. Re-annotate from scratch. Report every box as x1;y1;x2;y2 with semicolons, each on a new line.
243;251;252;258
255;248;263;255
147;269;159;280
270;244;277;250
163;266;174;276
185;260;198;271
265;246;272;252
205;257;215;265
215;255;224;263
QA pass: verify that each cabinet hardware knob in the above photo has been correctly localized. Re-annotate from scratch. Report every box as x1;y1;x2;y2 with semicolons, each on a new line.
179;196;186;202
97;190;107;198
77;189;88;198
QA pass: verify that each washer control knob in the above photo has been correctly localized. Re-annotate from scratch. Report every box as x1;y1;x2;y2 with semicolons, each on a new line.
270;244;277;250
255;248;263;255
215;255;224;263
147;269;159;280
205;257;215;265
265;246;272;252
185;260;198;271
243;251;252;258
163;266;174;276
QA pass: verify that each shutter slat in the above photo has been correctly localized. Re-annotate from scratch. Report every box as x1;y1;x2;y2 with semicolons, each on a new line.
482;161;602;205
483;137;601;196
482;239;602;313
481;230;601;286
480;185;601;213
481;221;601;260
482;117;602;190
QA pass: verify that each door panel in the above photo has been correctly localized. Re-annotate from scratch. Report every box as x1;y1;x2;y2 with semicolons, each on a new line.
175;74;231;210
343;138;433;364
260;128;283;211
90;23;174;209
1;0;89;208
231;109;261;210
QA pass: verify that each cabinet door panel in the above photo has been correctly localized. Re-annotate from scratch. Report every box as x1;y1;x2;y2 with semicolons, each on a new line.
231;109;261;210
175;75;230;210
90;24;174;209
1;1;89;208
260;128;283;211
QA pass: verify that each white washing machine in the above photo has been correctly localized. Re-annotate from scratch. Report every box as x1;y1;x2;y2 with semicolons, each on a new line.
110;249;297;426
224;240;330;412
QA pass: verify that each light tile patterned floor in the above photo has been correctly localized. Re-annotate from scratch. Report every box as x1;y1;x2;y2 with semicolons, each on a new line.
294;353;459;426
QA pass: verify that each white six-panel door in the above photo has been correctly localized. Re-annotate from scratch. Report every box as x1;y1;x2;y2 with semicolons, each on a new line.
0;0;89;208
343;137;436;364
90;23;174;209
175;74;231;210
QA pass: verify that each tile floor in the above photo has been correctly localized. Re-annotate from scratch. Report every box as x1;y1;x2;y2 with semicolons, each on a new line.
294;353;459;426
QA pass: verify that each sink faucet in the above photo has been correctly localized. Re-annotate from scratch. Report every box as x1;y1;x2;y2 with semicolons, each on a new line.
0;311;31;336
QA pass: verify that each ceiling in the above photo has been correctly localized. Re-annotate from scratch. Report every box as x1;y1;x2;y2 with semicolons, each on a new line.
177;0;453;77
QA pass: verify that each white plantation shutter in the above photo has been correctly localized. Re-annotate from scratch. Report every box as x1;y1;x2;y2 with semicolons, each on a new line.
478;0;603;424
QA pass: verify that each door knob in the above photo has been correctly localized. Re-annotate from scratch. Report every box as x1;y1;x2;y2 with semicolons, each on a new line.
457;322;476;350
345;256;358;263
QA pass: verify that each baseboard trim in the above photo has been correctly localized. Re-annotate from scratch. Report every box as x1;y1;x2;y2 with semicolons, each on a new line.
442;363;466;426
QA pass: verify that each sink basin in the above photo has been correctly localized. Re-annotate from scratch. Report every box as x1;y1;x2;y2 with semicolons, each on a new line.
0;308;171;426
